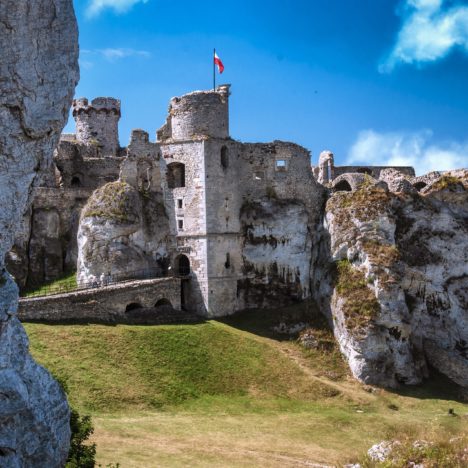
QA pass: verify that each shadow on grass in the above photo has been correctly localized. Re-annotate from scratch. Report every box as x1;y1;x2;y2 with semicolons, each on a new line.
388;367;467;404
216;299;330;342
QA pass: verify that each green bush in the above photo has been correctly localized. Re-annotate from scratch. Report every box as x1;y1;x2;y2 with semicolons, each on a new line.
66;409;96;468
54;375;97;468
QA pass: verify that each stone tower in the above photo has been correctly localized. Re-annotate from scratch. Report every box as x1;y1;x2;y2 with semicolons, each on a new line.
72;97;121;155
157;85;232;315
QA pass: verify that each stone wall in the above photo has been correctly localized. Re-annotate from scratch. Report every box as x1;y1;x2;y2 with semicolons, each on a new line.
18;277;182;322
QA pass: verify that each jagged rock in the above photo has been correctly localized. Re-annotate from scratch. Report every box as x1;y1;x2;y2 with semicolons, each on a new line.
316;170;468;388
0;0;78;466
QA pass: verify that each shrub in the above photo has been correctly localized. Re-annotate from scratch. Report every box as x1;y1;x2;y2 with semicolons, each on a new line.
335;259;380;330
66;409;96;468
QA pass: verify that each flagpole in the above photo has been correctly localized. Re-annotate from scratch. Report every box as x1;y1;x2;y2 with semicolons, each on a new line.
213;48;216;90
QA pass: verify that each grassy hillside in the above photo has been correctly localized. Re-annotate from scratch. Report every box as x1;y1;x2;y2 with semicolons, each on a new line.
24;306;468;466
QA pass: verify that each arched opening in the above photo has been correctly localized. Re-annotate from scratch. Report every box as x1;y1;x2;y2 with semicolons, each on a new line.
224;253;231;269
221;146;229;169
334;180;352;192
155;298;172;308
357;168;373;175
167;162;185;188
71;175;82;187
414;181;427;192
176;254;190;276
125;302;143;312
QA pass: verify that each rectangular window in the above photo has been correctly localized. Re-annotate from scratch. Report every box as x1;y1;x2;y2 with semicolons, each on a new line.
178;219;184;230
177;199;183;209
276;159;287;171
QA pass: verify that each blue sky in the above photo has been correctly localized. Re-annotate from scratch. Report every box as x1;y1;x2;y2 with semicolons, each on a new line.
66;0;468;174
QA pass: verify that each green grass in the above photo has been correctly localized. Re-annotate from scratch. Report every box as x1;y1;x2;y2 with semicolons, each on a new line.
23;307;468;467
25;320;326;413
22;271;77;297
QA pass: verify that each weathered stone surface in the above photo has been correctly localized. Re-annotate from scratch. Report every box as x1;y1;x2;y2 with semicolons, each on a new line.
18;277;182;323
0;0;78;465
379;167;417;194
316;170;468;388
77;181;170;286
238;198;312;309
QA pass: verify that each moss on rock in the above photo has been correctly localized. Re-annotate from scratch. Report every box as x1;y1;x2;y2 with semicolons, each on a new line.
82;181;141;224
335;259;380;330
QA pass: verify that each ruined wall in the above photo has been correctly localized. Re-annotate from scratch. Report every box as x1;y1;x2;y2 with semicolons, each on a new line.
333;165;415;179
0;0;79;465
196;138;325;316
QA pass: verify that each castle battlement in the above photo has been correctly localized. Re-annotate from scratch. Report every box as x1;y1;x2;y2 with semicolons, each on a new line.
72;97;121;116
72;96;121;155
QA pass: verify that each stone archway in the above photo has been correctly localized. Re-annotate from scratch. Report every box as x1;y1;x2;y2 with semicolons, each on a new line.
334;180;352;192
176;254;190;276
155;298;172;308
125;302;143;312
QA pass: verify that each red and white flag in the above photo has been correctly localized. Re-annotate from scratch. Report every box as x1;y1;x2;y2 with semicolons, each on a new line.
214;51;224;74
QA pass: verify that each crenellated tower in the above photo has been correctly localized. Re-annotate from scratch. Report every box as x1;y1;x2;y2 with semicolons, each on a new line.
72;97;121;155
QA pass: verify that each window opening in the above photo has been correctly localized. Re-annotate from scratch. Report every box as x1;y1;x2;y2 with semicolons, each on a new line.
167;162;185;188
221;146;229;169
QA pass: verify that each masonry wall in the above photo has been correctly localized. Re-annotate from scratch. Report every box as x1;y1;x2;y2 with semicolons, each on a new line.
199;139;324;316
159;140;209;313
332;165;415;180
18;277;181;322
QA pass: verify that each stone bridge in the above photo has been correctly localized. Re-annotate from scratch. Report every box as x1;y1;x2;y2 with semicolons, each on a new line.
18;277;187;323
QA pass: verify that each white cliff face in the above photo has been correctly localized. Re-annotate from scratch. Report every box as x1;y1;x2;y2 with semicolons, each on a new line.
0;0;79;465
77;181;170;286
316;171;468;388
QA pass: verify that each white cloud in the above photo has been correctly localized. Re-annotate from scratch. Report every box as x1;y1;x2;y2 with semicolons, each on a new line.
81;48;150;65
380;0;468;72
86;0;149;17
347;129;468;175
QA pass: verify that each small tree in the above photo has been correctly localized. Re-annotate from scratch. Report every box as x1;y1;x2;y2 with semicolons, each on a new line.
53;375;97;468
66;408;96;468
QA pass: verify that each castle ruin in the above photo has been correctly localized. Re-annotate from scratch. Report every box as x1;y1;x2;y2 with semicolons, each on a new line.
9;86;445;317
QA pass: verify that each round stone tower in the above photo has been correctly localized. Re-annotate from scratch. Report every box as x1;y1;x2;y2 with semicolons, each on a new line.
167;84;230;141
72;97;121;155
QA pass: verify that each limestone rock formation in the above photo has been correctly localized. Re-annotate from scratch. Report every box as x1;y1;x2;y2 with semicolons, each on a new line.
315;170;468;388
77;181;170;286
0;0;79;465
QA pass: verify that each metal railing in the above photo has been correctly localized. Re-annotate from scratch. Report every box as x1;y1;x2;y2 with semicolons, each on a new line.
21;267;167;299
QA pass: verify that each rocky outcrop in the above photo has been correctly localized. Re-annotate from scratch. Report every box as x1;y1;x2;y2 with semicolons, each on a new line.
0;0;78;466
316;170;468;388
77;181;170;286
